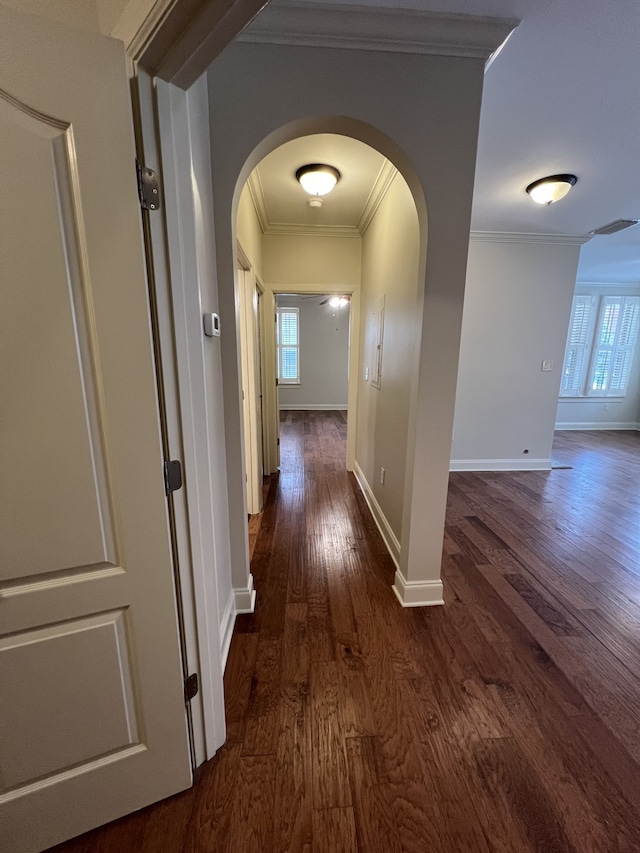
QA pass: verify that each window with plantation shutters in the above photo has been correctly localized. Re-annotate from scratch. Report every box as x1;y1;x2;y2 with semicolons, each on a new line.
560;295;593;396
560;294;640;398
276;307;300;384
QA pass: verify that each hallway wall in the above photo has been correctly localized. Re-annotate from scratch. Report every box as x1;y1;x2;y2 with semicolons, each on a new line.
357;173;420;547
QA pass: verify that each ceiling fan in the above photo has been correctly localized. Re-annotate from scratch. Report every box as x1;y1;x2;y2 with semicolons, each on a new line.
300;294;351;307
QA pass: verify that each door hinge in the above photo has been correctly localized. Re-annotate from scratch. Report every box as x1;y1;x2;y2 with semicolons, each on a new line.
136;160;161;211
164;459;183;495
184;673;199;702
277;437;280;446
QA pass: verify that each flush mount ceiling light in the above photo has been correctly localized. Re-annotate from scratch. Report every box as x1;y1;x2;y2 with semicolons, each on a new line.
296;163;341;197
526;174;577;205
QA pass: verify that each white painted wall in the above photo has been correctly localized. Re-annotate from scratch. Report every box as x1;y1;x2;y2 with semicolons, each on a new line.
556;282;640;430
1;0;100;30
276;295;350;409
452;237;581;470
263;234;362;287
356;173;420;549
207;41;486;605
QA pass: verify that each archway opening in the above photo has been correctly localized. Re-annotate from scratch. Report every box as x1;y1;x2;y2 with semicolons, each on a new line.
233;125;425;573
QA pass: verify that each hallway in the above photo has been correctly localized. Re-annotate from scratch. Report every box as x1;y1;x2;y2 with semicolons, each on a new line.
50;415;640;852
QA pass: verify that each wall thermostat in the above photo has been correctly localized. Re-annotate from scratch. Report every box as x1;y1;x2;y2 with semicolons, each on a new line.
203;313;221;337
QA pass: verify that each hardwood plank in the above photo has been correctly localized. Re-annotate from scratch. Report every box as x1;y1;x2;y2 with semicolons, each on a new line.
241;635;283;756
311;808;357;853
345;737;403;853
227;755;276;853
183;742;242;853
273;603;313;852
311;659;351;809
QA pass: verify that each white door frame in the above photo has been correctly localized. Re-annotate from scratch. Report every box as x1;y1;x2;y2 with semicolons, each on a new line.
134;72;231;766
266;284;361;471
237;242;264;515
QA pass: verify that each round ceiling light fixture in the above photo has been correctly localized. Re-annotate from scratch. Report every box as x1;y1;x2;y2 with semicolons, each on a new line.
296;163;341;197
526;174;577;205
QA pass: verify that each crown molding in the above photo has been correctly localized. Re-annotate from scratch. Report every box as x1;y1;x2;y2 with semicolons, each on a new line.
249;155;397;238
262;223;361;238
357;161;398;235
470;231;592;246
238;1;519;60
246;172;270;233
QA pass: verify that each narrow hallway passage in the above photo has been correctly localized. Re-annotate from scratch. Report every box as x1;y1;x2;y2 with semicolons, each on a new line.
50;418;640;852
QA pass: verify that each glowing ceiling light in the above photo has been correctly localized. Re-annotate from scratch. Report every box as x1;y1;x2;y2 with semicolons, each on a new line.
296;163;341;197
526;174;577;205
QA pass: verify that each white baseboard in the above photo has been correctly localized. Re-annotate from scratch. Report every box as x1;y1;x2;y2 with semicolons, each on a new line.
449;457;550;472
555;422;640;431
234;573;257;614
279;403;348;410
392;568;444;607
219;591;236;670
353;461;400;569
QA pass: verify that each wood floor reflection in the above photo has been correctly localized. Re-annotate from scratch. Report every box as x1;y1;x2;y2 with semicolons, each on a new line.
50;415;640;852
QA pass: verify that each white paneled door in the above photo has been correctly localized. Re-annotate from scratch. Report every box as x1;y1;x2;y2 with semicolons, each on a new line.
0;8;192;852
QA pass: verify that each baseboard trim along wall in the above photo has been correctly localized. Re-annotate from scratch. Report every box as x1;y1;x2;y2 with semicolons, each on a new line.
555;422;640;431
353;461;401;569
392;568;445;607
234;573;257;614
450;458;551;472
219;591;236;670
279;403;348;410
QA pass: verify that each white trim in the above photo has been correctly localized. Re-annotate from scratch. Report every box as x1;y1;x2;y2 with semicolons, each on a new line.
279;403;348;410
353;461;400;569
449;458;551;471
358;161;398;235
219;591;236;670
470;231;591;246
392;568;444;608
255;222;361;238
140;74;229;766
268;284;361;471
239;2;519;61
555;422;640;431
234;575;257;614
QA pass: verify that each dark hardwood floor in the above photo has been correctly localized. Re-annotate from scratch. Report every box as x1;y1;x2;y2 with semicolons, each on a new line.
50;417;640;852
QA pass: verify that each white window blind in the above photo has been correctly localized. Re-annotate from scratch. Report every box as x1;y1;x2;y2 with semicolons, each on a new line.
560;294;640;398
277;307;300;384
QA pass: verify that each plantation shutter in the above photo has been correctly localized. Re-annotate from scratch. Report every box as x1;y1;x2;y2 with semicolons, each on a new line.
609;297;640;394
277;307;300;383
560;295;593;396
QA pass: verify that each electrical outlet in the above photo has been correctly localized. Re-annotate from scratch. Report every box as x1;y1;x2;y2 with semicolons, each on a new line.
380;467;385;485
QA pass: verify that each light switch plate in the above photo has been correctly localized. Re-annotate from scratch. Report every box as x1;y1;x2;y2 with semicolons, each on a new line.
542;360;553;372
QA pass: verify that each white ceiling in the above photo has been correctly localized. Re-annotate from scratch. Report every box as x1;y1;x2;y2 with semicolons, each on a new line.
249;134;392;236
247;0;640;283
